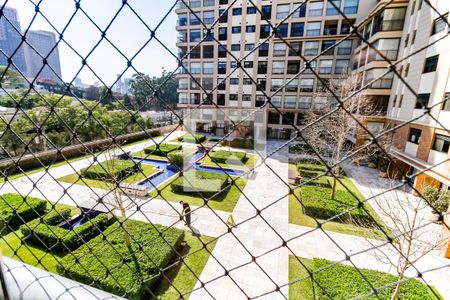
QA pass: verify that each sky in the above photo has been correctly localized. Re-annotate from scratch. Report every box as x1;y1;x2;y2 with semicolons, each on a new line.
3;0;179;86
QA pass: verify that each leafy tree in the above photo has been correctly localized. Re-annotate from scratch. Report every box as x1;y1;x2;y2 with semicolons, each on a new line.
0;66;24;88
99;86;116;106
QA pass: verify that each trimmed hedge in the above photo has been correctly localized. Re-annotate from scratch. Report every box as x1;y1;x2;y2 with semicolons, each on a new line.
171;170;229;197
20;208;72;235
177;134;206;143
81;159;141;181
301;186;375;227
222;138;254;149
311;258;438;299
58;220;184;299
210;150;247;165
297;162;328;172
0;194;47;229
144;144;182;156
22;213;115;252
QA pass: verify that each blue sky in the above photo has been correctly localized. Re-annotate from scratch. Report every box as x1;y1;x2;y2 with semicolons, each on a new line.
4;0;179;86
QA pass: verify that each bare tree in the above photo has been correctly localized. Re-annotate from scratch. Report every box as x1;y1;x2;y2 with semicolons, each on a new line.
366;191;442;300
302;74;386;198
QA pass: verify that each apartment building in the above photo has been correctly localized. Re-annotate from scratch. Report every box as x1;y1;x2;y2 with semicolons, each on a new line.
352;0;450;193
176;0;374;139
0;7;27;74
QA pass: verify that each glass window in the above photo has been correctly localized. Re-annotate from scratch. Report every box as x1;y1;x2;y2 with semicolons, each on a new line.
408;128;422;144
271;79;283;91
190;29;201;42
284;96;297;108
300;79;314;92
299;96;312;109
243;94;252;101
442;92;450;111
203;62;214;74
260;24;271;38
304;61;317;73
335;60;349;74
179;93;188;104
277;4;290;19
232;26;241;34
190;62;201;74
291;22;304;37
374;7;406;33
203;45;214;58
243;78;253;85
323;23;338;35
178;14;188;26
203;0;215;7
369;38;400;61
231;44;240;51
306;22;321;36
190;46;201;58
271;97;282;108
245;44;254;51
337;40;352;55
274;43;287;56
230;78;239;85
433;134;450;153
203;11;214;24
258;61;268;74
365;69;394;88
286;79;299;92
218;62;227;74
246;25;256;33
287;61;301;74
309;1;323;17
247;7;257;14
262;5;272;20
218;28;227;40
321;40;335;55
432;13;448;35
343;0;359;14
244;61;253;68
415;93;430;109
179;78;189;89
219;9;228;23
202;77;214;90
289;42;302;56
233;8;242;15
326;0;341;16
304;41;319;55
259;43;269;56
319;60;333;74
178;30;188;42
275;24;289;38
293;2;307;18
272;61;285;74
218;45;227;57
423;55;439;73
190;13;201;25
191;0;201;8
257;79;267;90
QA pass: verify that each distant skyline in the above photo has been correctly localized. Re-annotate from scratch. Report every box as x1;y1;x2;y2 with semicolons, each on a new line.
3;1;179;86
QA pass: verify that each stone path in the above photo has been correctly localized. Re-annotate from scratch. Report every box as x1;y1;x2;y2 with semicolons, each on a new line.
1;134;449;299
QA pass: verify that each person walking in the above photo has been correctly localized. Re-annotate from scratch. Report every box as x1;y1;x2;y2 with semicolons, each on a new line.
179;201;191;226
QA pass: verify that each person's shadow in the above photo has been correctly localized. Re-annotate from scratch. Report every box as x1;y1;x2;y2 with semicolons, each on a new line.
187;224;201;237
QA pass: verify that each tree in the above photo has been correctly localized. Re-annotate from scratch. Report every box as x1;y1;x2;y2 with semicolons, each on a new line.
0;66;24;88
98;86;116;106
365;191;443;300
302;76;383;199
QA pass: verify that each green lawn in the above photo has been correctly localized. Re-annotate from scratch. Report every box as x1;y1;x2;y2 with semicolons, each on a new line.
200;153;257;171
154;233;217;299
58;164;159;189
132;150;169;161
150;175;247;212
0;135;162;183
0;202;78;273
288;164;388;239
289;256;442;299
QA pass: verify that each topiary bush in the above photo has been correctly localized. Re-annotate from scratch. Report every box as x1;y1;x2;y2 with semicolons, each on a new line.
171;170;229;197
210;150;247;165
222;138;254;149
22;213;115;252
422;186;450;214
0;194;47;229
167;151;187;168
144;144;182;156
311;258;439;299
177;134;206;143
80;159;141;182
20;208;72;236
58;220;184;300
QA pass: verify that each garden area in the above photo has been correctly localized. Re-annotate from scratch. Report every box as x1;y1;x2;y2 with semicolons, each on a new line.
288;161;388;239
58;158;160;189
149;169;247;212
289;256;441;299
173;134;206;144
201;150;256;171
0;194;216;299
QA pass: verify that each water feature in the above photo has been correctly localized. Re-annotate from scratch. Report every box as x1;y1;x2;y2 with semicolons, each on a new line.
59;211;100;230
132;151;246;191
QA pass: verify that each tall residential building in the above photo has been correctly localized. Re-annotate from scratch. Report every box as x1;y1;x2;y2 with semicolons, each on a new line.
176;0;374;139
23;30;62;83
0;7;27;73
352;0;450;193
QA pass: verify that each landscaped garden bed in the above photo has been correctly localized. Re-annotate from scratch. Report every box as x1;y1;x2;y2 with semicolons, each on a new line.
289;256;440;299
144;144;182;157
221;138;254;149
58;220;185;299
171;170;229;197
210;150;247;165
176;134;206;144
81;159;142;182
0;194;47;229
21;213;115;252
201;152;256;171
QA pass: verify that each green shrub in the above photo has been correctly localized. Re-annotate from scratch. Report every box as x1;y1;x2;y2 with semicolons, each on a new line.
301;186;375;227
289;143;313;154
167;151;187;168
222;138;254;149
58;220;184;300
171;170;229;197
177;134;206;143
23;214;115;252
144;144;182;156
422;186;450;214
297;162;327;172
81;159;141;182
210;150;247;165
20;208;72;235
311;258;438;299
0;194;47;229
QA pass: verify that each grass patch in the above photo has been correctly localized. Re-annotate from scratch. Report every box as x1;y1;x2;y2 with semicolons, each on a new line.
58;220;184;299
171;170;229;197
150;175;247;212
201;153;256;171
0;194;47;230
131;150;169;161
289;165;388;239
58;164;159;189
81;159;141;181
144;144;182;157
174;134;206;144
154;233;217;299
289;256;441;299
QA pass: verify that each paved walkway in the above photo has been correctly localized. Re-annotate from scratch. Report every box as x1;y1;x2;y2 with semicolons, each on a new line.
1;135;449;299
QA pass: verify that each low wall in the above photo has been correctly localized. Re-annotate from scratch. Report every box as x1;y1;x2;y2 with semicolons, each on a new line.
0;124;179;176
